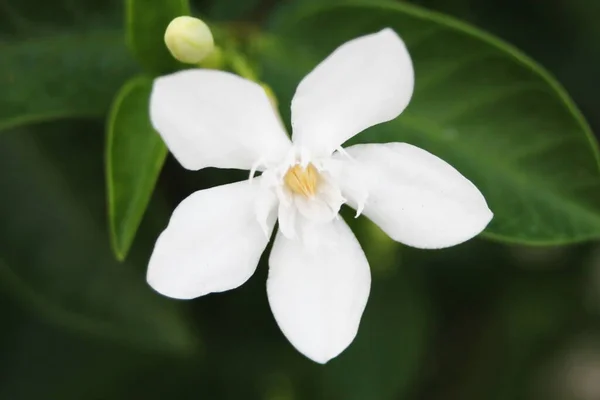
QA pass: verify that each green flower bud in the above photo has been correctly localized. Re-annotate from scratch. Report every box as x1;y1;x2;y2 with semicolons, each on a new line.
164;16;214;64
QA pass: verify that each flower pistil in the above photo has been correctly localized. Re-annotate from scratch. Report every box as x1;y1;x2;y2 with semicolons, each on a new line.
283;163;320;198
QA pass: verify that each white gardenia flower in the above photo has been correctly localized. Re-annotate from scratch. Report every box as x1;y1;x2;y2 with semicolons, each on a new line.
147;28;493;364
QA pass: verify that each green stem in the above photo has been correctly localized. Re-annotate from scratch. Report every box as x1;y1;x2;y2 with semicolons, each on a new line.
226;48;259;81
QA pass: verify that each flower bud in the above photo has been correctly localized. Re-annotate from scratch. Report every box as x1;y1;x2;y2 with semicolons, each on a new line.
164;16;214;64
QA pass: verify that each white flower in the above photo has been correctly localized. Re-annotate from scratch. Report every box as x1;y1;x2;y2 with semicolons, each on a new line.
147;28;493;363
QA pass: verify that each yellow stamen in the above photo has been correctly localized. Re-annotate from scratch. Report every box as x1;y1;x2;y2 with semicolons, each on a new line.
284;164;320;197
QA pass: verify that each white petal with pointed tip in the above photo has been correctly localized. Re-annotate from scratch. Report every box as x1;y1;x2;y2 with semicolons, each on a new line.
151;69;291;171
267;217;371;364
332;143;493;249
147;179;276;300
291;28;414;156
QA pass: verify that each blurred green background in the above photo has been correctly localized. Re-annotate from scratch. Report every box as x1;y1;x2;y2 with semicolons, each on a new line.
2;0;600;399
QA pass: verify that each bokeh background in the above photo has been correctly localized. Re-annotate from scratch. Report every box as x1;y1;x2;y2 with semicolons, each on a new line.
2;0;600;399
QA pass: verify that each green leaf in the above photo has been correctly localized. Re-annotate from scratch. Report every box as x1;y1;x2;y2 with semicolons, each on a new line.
126;0;191;74
106;76;167;260
0;30;137;132
0;126;197;355
262;0;600;245
0;0;136;132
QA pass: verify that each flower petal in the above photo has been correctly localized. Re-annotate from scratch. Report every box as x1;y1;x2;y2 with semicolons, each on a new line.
278;199;298;239
332;143;493;249
291;28;414;157
147;179;277;299
151;69;291;171
267;217;371;363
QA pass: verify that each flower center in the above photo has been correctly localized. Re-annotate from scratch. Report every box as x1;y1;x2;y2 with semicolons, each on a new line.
283;163;320;198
